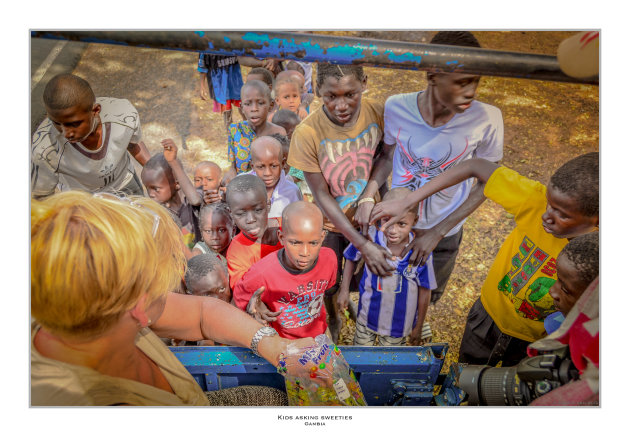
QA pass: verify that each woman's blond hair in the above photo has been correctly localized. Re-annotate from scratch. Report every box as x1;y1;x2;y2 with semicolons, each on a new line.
31;191;186;338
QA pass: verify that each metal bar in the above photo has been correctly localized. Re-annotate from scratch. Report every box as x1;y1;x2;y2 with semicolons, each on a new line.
31;30;598;85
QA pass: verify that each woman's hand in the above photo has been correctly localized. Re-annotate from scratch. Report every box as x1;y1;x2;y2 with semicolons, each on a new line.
276;337;334;387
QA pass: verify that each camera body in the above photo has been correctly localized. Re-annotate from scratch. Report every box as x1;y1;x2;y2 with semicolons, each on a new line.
457;347;579;406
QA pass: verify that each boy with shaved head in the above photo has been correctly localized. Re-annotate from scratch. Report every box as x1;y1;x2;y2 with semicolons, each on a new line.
193;160;224;204
233;201;337;339
247;135;302;221
31;73;151;199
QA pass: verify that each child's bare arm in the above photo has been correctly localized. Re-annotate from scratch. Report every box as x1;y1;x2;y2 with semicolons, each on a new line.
337;258;356;312
408;287;431;346
199;73;209;100
127;141;151;166
370;158;500;230
162;139;202;206
246;286;282;325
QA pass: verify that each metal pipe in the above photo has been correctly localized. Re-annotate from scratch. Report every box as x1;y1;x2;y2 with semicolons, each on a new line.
31;30;598;85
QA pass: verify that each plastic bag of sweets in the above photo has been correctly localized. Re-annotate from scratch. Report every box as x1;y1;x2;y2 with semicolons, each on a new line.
277;334;367;406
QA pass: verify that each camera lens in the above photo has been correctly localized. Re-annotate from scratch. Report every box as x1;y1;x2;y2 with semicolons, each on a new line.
458;365;528;406
477;366;521;405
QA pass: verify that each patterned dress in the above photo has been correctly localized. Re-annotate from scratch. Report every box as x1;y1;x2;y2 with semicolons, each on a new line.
228;121;256;174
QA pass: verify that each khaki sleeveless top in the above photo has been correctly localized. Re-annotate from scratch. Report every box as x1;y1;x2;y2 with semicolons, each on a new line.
31;325;209;406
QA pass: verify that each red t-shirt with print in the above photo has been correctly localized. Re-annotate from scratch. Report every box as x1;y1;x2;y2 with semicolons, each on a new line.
233;247;337;339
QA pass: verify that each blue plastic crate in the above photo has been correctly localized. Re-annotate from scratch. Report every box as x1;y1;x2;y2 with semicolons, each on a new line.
171;343;449;406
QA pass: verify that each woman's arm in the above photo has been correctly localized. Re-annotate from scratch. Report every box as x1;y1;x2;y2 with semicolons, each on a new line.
153;292;294;366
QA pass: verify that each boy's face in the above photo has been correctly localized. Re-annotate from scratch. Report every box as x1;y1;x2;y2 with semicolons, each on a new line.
241;86;271;129
278;219;326;271
275;82;301;112
429;72;481;114
47;103;100;143
251;147;284;191
228;189;269;241
548;253;589;316
318;75;366;126
188;269;231;303
201;211;234;254
383;211;417;246
141;168;176;204
194;165;221;192
542;185;599;239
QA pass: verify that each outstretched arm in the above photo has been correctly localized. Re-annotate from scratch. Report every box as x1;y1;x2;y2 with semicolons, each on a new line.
162;139;202;206
403;182;486;266
370;158;500;230
304;171;395;277
153;292;307;367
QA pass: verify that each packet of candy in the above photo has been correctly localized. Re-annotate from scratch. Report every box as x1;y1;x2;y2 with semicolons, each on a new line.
277;334;367;406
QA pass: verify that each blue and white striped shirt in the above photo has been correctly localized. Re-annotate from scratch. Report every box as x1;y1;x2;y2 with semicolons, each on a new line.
344;227;437;337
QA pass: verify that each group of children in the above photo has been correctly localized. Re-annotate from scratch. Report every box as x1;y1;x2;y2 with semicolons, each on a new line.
32;33;599;368
151;55;600;366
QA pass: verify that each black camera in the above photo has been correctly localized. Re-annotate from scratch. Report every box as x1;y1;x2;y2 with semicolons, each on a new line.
456;348;579;406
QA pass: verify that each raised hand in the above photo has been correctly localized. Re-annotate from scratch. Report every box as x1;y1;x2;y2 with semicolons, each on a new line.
161;139;178;162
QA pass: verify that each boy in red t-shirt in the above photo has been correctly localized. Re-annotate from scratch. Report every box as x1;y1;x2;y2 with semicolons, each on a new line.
226;174;283;294
234;201;337;339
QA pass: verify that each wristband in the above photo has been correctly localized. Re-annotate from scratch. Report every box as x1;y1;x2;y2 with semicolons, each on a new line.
357;197;375;206
250;326;278;357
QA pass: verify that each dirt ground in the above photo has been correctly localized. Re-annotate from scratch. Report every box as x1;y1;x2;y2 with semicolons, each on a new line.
70;31;599;368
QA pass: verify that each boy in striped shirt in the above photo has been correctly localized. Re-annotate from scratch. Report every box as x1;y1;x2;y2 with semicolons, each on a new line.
337;188;437;346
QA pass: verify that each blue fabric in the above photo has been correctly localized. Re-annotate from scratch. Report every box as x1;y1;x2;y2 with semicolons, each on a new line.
544;311;565;335
343;226;436;337
198;53;243;104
